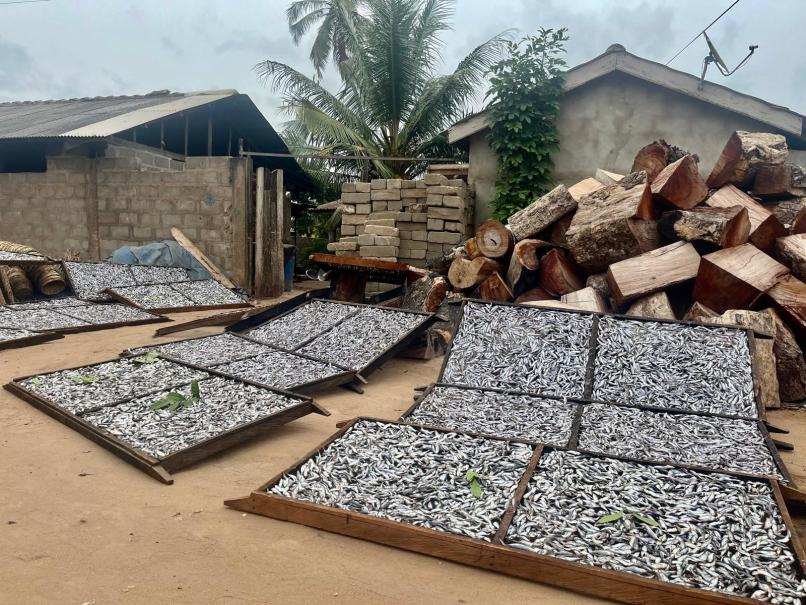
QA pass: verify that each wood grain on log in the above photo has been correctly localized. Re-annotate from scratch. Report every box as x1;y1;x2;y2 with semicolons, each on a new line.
631;142;668;180
514;287;554;304
763;308;806;402
506;239;550;295
752;164;806;199
595;169;624;186
478;272;513;302
650;155;708;209
706;131;788;188
400;275;448;313
538;249;584;296
507;185;577;241
625;291;676;320
464;237;482;259
764;198;806;234
561;287;608;312
607;241;701;305
447;256;504;290
567;177;604;201
658;206;750;248
705;185;786;253
693;243;789;313
766;274;806;340
775;234;806;280
682;301;718;322
475;220;514;258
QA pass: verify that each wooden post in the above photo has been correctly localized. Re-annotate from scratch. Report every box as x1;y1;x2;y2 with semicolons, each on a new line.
255;169;285;298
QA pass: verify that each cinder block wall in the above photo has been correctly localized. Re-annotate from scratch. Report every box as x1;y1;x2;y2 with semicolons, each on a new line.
328;174;474;267
0;142;249;285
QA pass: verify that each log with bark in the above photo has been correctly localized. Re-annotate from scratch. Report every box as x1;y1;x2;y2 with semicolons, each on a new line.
561;287;608;312
658;206;750;248
631;141;669;180
478;272;513;303
766;274;806;340
625;291;676;320
752;336;781;409
585;273;611;300
514;287;554;305
763;308;806;402
752;164;806;199
705;185;786;253
708;309;776;338
595;169;623;186
464;237;482;259
606;241;701;305
566;171;659;273
507;185;577;241
400;274;448;313
538;249;584;296
567;177;604;202
692;243;789;313
683;301;718;322
447;256;505;290
706;131;788;188
650;155;708;209
506;239;550;296
775;234;806;280
765;198;806;234
475;220;514;259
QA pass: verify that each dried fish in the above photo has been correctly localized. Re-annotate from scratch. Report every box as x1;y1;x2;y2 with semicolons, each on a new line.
404;385;575;446
106;283;195;309
592;317;756;416
442;302;592;396
128;265;191;284
0;251;45;262
212;350;345;390
65;261;137;301
20;358;208;414
171;279;246;306
271;420;533;541
0;308;90;331
5;296;92;310
243;300;360;350
83;376;303;458
506;450;806;603
578;403;782;479
130;333;274;366
0;326;40;342
58;303;160;325
297;307;427;370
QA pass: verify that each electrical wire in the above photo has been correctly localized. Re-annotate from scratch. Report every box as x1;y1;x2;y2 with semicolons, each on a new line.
665;0;742;65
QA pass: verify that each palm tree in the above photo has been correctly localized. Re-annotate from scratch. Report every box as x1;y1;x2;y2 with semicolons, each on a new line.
286;0;366;79
260;0;508;179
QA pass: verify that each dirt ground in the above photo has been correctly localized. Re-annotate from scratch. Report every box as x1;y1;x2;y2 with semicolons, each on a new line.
2;293;806;605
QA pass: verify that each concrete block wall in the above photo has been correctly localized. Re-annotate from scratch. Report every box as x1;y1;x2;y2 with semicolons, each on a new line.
328;174;473;267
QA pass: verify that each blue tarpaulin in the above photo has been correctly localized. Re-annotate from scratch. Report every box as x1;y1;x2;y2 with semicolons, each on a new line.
109;241;212;280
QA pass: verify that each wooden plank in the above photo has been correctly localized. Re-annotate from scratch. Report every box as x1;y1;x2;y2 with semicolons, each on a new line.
309;253;410;274
170;227;237;289
607;241;700;305
267;169;285;297
254;166;267;295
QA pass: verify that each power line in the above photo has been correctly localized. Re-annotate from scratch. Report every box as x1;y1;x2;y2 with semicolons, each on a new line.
665;0;742;66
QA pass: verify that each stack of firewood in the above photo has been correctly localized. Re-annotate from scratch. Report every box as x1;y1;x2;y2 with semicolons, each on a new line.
430;131;806;407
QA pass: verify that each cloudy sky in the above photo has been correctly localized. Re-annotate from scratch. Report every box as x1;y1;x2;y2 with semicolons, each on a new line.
1;0;805;128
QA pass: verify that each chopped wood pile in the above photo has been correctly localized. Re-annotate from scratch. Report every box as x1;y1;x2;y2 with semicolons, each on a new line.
411;131;806;407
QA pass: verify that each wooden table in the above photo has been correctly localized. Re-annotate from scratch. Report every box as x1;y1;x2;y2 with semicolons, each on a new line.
309;254;417;303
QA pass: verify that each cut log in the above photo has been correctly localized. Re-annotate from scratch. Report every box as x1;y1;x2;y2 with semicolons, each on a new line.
447;256;505;290
705;185;786;253
561;287;608;313
566;171;659;273
478;272;513;303
709;309;775;338
631;141;669;180
540;213;574;249
683;301;718;322
658;206;750;248
400;274;448;313
505;239;550;295
464;237;482;259
706;131;788;188
775;234;806;280
650;155;708;209
514;287;553;304
693;243;789;313
606;241;701;305
567;177;605;201
752;164;806;199
752;336;781;409
766;274;806;340
538;249;584;296
594;169;624;186
762;308;806;402
520;300;583;311
507;185;577;241
476;220;514;259
765;198;806;234
625;291;675;320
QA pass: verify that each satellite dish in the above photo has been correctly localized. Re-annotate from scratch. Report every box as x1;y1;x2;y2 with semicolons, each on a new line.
704;32;728;72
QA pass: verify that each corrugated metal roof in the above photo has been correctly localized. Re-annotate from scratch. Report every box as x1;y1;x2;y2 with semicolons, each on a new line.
0;89;238;139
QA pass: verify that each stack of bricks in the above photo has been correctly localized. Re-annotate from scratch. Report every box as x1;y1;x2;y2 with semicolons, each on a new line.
327;174;473;267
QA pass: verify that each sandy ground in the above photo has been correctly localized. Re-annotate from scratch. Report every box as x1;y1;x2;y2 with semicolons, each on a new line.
2;293;805;605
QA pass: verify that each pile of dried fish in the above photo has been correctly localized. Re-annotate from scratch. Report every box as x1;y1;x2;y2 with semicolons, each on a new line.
83;376;303;458
58;303;159;325
506;450;806;602
130;333;273;367
271;420;532;541
243;300;360;350
0;250;45;262
172;279;246;305
0;326;41;342
65;261;137;301
578;403;782;479
404;385;576;445
213;350;346;390
128;265;190;284
107;283;194;309
297;307;426;370
442;302;592;396
6;297;91;309
20;358;207;414
592;317;756;416
0;308;89;331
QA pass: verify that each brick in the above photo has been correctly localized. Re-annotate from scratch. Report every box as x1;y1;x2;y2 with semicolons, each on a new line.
132;227;155;239
427;218;444;230
342;214;366;225
424;173;447;186
366;219;396;227
358;234;377;245
360;245;398;257
428;231;462;244
396;212;413;222
400;248;426;259
401;189;427;199
411;230;428;241
387;179;402;189
354;204;371;214
442;196;463;208
341;236;358;243
401;180;416;189
355;182;371;193
365;225;399;236
427;243;445;256
110;225;130;239
371;179;387;190
343;192;371;204
341;182;357;193
427;207;462;220
412;212;428;222
444;221;464;232
356;225;366;235
426;194;443;206
416;180;427;189
374;236;401;246
368;211;404;220
387;201;402;211
428;186;461;196
395;222;417;231
401;239;427;250
341;225;356;236
399;231;412;240
371;189;401;201
372;201;388;212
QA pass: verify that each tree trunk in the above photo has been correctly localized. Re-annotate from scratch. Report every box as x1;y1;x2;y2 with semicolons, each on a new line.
766;274;806;341
475;219;514;259
658;206;750;248
400;274;448;313
631;141;669;180
506;239;550;295
464;237;482;259
706;131;788;188
514;287;554;304
447;256;505;290
507;184;577;241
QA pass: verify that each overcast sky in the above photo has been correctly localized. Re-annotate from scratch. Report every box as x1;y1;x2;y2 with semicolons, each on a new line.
2;0;805;128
